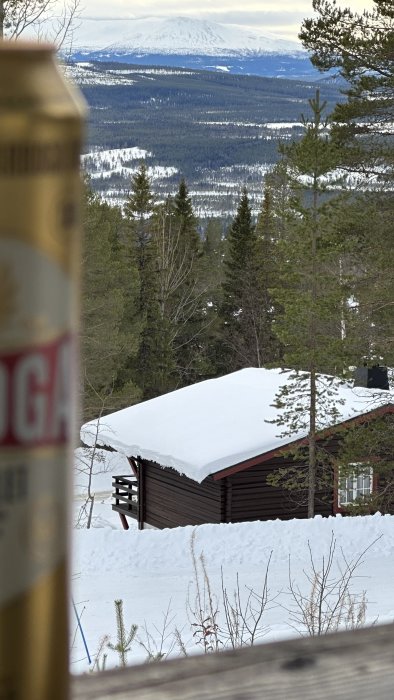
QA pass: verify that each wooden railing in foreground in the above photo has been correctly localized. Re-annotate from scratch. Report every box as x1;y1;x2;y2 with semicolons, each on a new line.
73;622;394;700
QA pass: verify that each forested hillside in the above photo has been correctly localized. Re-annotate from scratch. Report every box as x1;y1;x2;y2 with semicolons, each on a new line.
81;64;342;158
74;61;342;213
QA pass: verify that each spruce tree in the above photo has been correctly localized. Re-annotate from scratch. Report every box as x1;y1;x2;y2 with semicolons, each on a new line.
81;186;141;420
124;174;209;398
123;162;166;398
124;161;154;225
254;188;284;365
202;218;224;279
219;187;280;372
201;218;225;325
171;179;209;384
173;177;200;258
124;161;156;316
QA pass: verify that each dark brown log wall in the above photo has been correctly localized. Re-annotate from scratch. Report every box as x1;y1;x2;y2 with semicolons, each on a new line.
143;460;224;529
226;455;333;523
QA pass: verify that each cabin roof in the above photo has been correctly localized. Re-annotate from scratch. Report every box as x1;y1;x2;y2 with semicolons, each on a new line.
81;368;393;484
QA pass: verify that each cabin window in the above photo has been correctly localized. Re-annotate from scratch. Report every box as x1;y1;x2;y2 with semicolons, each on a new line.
338;465;373;507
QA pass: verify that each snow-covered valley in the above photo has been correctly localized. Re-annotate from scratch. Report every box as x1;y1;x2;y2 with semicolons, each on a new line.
68;58;342;216
81;143;281;214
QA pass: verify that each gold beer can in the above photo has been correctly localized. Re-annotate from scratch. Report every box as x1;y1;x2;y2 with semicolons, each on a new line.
0;43;85;699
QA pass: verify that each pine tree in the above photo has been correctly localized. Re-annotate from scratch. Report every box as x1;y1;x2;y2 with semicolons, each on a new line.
299;4;394;511
332;191;394;369
268;91;353;517
262;161;295;241
337;412;394;514
124;161;154;222
300;0;394;180
135;300;176;400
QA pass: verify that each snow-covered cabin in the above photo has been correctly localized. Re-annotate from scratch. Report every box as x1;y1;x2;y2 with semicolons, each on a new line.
81;368;393;529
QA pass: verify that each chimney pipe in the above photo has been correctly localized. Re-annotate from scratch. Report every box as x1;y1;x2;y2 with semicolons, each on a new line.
354;365;389;391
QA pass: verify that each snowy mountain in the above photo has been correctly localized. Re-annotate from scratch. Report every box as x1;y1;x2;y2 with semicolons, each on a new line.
73;15;302;56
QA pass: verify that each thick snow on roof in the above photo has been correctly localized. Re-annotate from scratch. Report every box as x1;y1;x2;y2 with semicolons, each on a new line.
80;368;392;483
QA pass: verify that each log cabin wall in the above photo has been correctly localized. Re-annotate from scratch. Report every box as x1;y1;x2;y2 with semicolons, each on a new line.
140;432;357;528
225;455;333;523
142;460;224;528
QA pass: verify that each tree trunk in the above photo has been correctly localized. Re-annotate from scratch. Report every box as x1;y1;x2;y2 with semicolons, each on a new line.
308;180;318;518
307;88;321;519
308;367;317;518
0;0;4;39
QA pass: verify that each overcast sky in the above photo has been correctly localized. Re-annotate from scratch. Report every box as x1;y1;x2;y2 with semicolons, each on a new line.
78;1;375;41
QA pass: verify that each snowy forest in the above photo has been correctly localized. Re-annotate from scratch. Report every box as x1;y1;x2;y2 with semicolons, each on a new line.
79;1;394;515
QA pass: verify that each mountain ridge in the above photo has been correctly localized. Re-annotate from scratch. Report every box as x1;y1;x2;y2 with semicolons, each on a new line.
73;15;303;57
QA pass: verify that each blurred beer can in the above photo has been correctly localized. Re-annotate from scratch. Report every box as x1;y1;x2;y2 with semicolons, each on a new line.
0;42;86;700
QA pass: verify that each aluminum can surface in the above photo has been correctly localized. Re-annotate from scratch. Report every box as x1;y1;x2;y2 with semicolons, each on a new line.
0;42;85;700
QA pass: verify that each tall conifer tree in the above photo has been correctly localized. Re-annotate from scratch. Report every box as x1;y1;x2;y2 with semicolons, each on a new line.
81;186;140;420
299;1;394;510
173;177;200;258
268;91;352;517
219;187;280;371
124;161;156;313
254;188;283;365
171;179;208;384
123;162;166;398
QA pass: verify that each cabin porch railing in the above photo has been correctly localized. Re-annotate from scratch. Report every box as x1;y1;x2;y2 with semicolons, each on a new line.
112;475;138;526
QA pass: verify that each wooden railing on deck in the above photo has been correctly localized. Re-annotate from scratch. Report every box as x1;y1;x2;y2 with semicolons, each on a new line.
73;622;394;699
112;475;138;524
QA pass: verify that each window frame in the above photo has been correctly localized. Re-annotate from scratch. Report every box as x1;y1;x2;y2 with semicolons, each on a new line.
336;463;374;511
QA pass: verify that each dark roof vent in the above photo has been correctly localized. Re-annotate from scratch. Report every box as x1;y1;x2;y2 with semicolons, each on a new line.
354;365;389;391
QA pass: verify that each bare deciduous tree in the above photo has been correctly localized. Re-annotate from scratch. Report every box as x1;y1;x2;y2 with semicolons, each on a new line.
75;379;111;529
187;529;273;653
0;0;81;50
284;533;381;636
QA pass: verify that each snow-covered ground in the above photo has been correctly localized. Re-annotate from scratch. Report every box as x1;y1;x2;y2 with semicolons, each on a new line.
72;447;394;674
81;145;274;215
64;63;138;86
82;147;178;185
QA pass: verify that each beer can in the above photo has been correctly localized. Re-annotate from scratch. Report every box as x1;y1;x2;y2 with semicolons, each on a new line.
0;42;86;699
